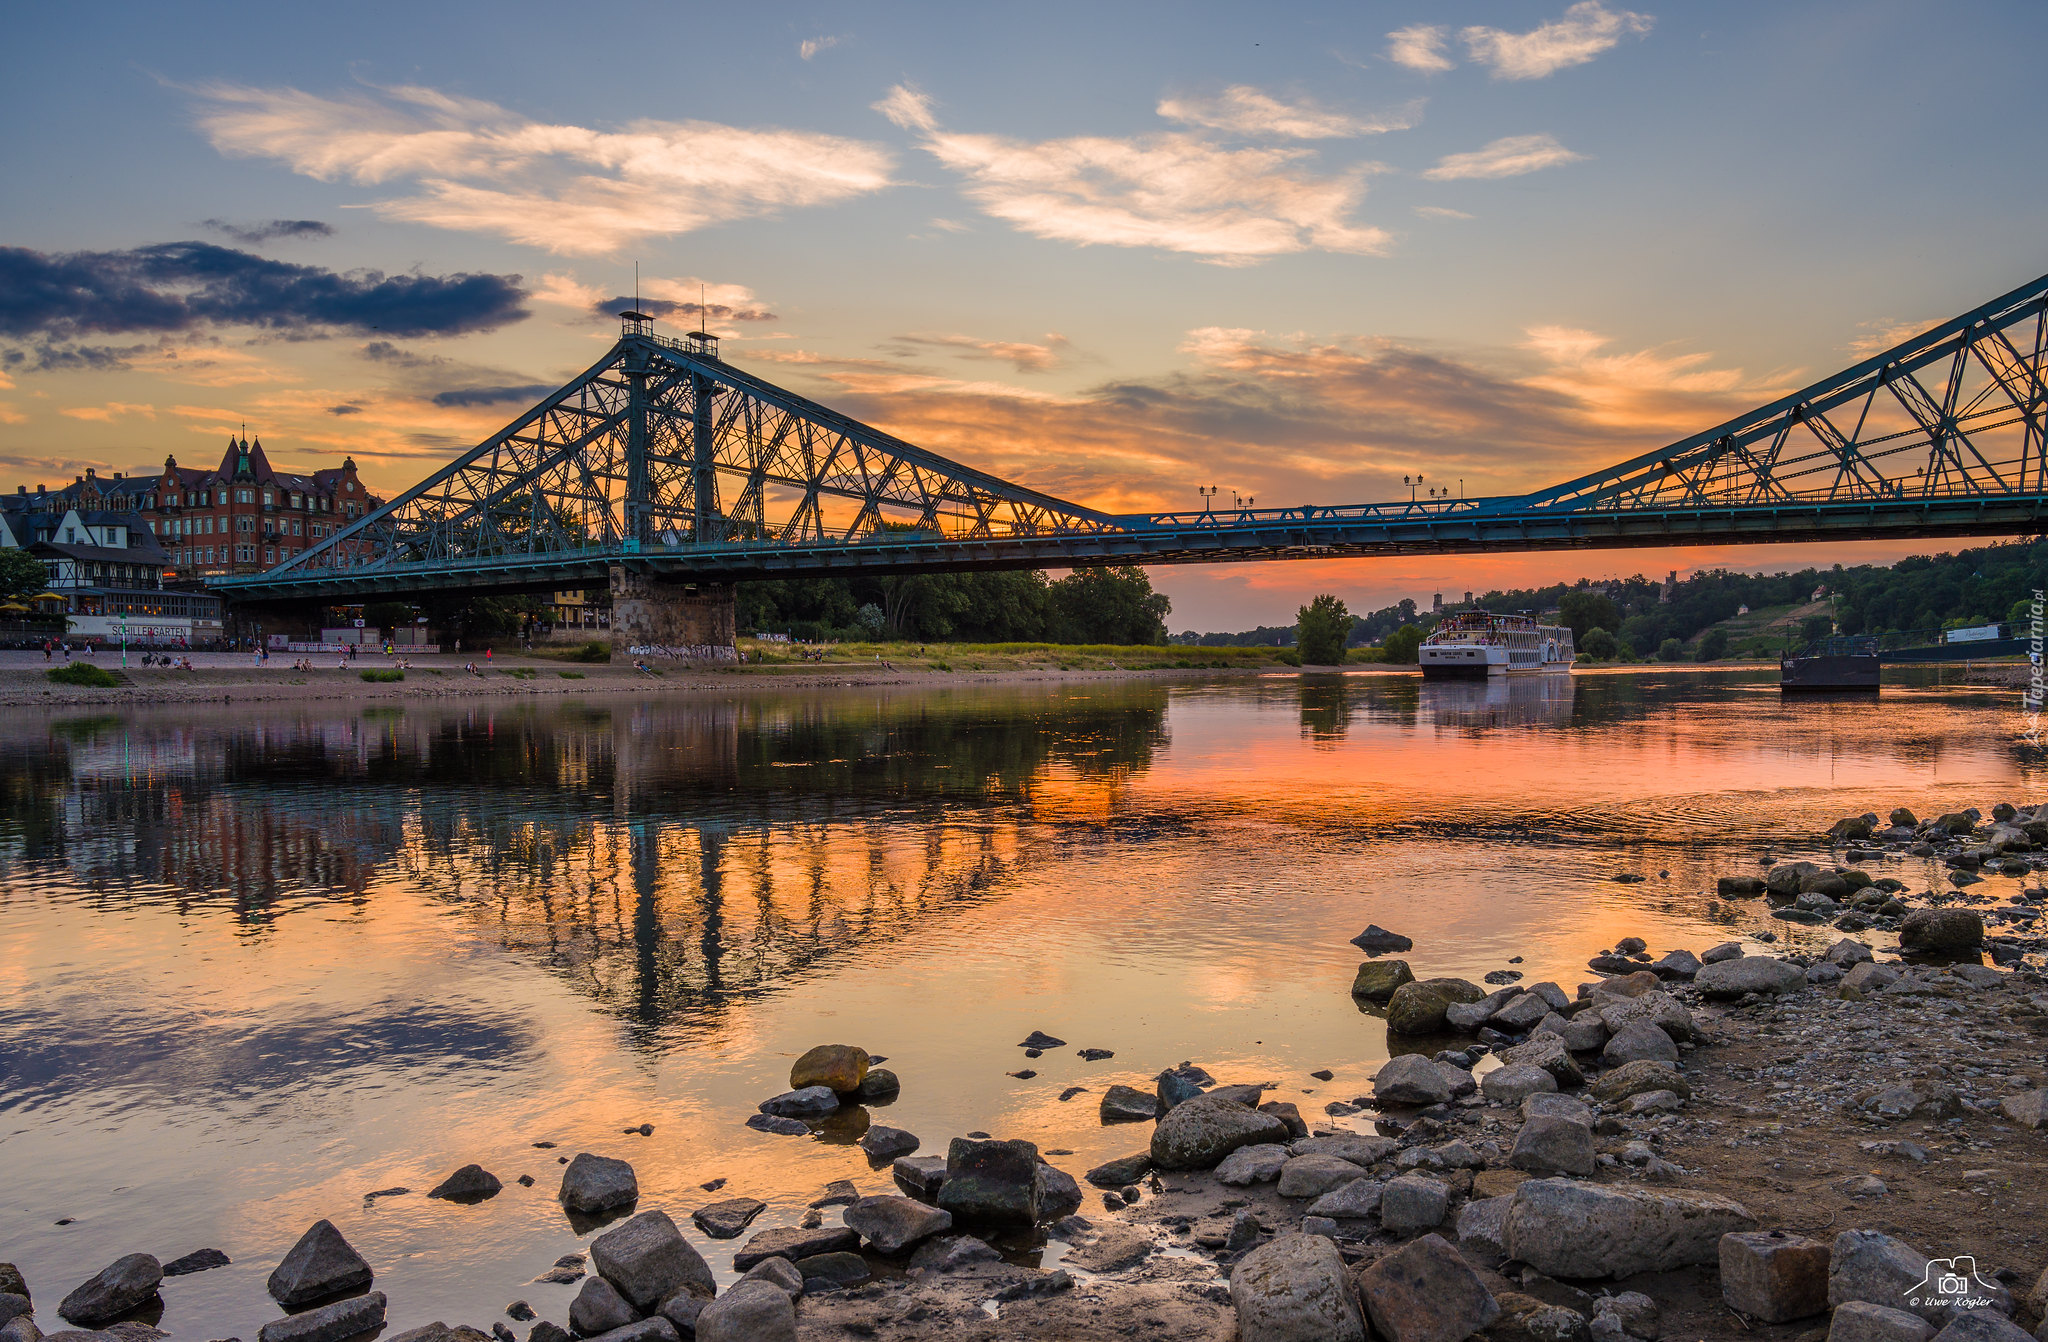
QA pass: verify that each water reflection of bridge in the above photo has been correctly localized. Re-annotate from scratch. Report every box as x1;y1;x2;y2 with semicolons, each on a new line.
0;686;1170;1037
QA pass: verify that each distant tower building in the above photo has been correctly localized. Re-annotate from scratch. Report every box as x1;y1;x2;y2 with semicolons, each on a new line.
1464;590;1473;607
1660;569;1677;603
1432;592;1443;613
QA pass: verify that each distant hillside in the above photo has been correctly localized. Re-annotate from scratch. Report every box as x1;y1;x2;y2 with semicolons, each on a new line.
1174;537;2047;657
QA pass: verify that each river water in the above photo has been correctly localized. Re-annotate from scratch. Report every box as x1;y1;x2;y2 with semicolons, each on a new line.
0;668;2038;1336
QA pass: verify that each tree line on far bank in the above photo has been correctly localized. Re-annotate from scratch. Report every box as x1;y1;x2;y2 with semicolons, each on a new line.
358;565;1175;647
1221;537;2046;665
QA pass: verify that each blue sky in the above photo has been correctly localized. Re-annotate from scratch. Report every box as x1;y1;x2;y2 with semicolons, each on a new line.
3;1;2043;627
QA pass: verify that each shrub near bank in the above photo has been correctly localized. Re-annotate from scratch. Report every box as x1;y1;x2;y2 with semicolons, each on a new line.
48;663;122;688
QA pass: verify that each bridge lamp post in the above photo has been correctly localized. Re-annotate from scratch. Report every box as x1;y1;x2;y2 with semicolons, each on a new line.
1197;485;1219;515
1405;473;1425;502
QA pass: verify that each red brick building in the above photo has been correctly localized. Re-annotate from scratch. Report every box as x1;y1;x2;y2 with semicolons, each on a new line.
149;435;381;579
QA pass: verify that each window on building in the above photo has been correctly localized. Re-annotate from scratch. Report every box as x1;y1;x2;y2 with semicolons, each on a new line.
264;548;275;564
291;520;302;536
262;490;274;505
237;517;254;533
290;492;301;508
237;489;253;504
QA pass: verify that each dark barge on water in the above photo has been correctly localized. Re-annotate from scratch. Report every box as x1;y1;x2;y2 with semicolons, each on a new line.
1781;634;1881;691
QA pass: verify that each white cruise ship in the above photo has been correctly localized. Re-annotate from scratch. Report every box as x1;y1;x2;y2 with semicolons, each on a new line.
1418;611;1575;679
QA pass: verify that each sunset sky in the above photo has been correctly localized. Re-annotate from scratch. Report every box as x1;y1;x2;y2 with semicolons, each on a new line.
3;0;2043;629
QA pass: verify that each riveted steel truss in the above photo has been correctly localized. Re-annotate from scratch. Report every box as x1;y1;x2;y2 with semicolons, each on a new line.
1504;271;2048;515
263;329;1122;586
220;274;2048;604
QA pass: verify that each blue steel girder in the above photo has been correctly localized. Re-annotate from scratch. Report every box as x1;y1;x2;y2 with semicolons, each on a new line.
214;272;2048;603
1512;272;2048;515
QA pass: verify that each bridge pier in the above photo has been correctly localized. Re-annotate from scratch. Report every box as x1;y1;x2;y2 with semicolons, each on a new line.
609;567;737;663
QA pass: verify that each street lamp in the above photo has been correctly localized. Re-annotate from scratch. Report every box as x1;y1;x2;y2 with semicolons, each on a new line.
1404;473;1425;502
119;611;127;669
1197;485;1219;515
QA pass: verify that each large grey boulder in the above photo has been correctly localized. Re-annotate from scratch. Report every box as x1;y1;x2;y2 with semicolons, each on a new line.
1829;1231;1948;1325
591;1210;714;1310
570;1277;639;1335
731;1226;860;1271
1453;1196;1512;1258
267;1222;373;1309
757;1086;838;1118
1502;1179;1756;1278
1602;1021;1680;1067
1216;1144;1292;1186
1378;1175;1450;1234
1372;1054;1453;1107
1150;1095;1289;1170
692;1198;766;1240
693;1281;795;1342
58;1256;162;1326
1481;1065;1557;1105
1228;1234;1366;1342
844;1195;952;1254
1696;957;1806;998
1509;1115;1595;1175
426;1164;501;1201
1355;1233;1500;1342
1497;1036;1583;1088
1827;1301;1935;1342
1933;1316;2032;1341
1289;1135;1396;1166
559;1154;639;1215
0;1297;27;1330
1277;1155;1372;1200
1385;979;1485;1034
937;1137;1044;1225
1596;987;1695;1041
1898;908;1984;952
1099;1085;1159;1122
582;1322;680;1342
1306;1179;1385;1220
1592;1060;1691;1105
1350;960;1416;1002
256;1292;387;1342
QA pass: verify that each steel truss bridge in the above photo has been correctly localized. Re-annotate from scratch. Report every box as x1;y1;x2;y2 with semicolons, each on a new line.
214;273;2048;603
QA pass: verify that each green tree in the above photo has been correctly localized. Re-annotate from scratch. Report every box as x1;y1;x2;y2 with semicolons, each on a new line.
1382;624;1424;664
0;547;46;602
2008;596;2039;631
1049;566;1170;644
1799;614;1834;645
1580;627;1619;660
1696;627;1731;662
363;600;414;631
1296;594;1351;665
1558;590;1621;644
1657;637;1684;662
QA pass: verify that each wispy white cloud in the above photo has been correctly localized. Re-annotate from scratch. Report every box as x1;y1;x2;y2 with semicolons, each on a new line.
927;217;971;233
1413;205;1474;220
191;81;896;254
1156;86;1421;140
1385;24;1456;73
886;332;1073;372
1423;134;1584;181
1462;2;1653;80
874;85;1391;265
799;34;843;60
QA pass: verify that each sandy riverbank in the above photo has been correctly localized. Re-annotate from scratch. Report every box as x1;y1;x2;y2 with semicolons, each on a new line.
0;650;1300;710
